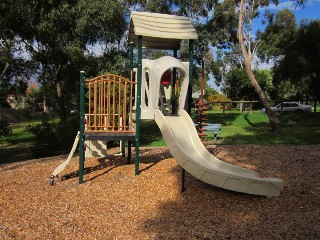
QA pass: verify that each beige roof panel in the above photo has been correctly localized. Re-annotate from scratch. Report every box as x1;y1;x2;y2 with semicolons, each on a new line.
128;11;198;50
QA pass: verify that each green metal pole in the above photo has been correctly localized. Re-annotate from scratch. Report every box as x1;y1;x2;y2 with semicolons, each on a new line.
130;42;134;73
188;40;194;115
121;42;135;159
79;71;85;184
135;36;142;175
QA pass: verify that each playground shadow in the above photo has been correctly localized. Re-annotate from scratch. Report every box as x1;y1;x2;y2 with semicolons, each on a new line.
137;147;172;173
61;148;172;182
141;166;268;239
140;144;320;239
61;156;124;183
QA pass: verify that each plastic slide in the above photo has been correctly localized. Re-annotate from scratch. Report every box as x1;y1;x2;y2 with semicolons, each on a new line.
155;109;284;197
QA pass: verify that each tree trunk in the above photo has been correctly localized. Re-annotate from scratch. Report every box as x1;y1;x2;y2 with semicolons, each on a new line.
238;0;279;133
55;65;66;123
0;63;10;85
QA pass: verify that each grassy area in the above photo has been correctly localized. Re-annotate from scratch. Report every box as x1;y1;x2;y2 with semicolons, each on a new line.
0;121;35;147
140;120;165;147
1;111;319;163
139;110;320;146
0;120;41;163
205;110;320;144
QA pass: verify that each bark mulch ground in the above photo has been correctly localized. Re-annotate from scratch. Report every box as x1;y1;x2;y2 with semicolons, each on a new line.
0;145;319;239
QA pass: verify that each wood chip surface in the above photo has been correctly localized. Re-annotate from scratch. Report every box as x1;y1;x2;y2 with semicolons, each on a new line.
0;145;319;239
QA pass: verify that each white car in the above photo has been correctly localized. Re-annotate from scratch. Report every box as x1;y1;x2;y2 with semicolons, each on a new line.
261;102;312;113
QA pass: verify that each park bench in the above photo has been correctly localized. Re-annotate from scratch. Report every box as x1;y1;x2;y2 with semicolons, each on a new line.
205;123;222;142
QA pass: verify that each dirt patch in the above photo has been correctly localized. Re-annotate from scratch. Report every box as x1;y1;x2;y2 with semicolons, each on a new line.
1;145;319;239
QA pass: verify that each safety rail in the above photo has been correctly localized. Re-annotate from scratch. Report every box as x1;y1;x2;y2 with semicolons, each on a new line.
85;74;136;132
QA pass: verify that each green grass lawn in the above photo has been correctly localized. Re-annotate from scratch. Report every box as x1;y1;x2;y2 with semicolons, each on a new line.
0;121;41;163
1;111;319;163
0;122;35;147
139;110;320;146
205;110;320;144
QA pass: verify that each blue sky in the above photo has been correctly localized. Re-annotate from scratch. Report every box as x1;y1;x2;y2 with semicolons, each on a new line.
254;0;320;31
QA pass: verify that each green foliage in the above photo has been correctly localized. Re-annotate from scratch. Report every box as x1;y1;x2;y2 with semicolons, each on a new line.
26;115;78;155
26;120;58;151
204;86;218;99
273;20;320;100
0;117;12;138
222;68;272;100
259;9;320;100
207;93;232;109
258;8;297;62
1;0;127;123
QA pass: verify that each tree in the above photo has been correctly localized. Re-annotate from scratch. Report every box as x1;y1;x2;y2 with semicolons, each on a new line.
259;8;320;101
273;20;320;101
258;8;297;62
222;68;272;100
237;0;280;132
1;0;126;122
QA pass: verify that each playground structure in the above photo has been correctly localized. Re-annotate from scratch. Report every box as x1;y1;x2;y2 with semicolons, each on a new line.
51;11;283;197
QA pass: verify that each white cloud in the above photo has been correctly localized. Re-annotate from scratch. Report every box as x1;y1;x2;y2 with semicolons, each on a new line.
258;1;300;12
307;0;320;5
259;0;320;12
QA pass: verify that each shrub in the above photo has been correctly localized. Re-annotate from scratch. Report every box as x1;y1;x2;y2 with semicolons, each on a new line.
26;115;79;156
207;93;232;110
26;119;59;153
0;117;12;137
55;114;78;150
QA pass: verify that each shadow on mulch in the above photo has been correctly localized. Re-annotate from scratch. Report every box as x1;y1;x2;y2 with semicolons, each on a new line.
0;145;70;165
141;145;320;239
0;146;35;165
61;147;173;183
61;157;123;183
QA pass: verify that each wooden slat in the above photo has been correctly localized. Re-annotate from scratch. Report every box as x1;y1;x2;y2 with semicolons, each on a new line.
84;74;136;133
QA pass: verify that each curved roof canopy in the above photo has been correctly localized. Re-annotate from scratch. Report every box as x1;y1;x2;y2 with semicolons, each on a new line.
128;11;198;50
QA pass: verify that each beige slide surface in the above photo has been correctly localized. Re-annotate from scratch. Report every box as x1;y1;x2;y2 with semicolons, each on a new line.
51;132;80;178
155;109;284;197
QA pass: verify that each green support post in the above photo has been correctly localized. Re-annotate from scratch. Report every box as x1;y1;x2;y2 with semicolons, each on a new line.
130;42;134;73
122;42;134;160
135;36;142;175
188;40;194;115
79;71;85;184
172;49;178;115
